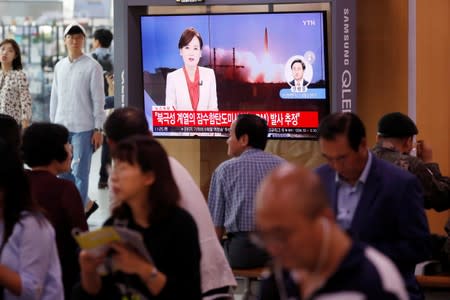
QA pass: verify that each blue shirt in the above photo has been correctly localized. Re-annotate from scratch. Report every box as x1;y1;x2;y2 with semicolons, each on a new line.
50;54;105;132
336;151;372;230
0;213;63;300
208;148;285;232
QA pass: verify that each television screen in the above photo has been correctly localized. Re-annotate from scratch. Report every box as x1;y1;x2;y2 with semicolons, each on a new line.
140;11;329;138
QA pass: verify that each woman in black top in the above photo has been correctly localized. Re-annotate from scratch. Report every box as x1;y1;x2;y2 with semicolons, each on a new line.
78;136;201;299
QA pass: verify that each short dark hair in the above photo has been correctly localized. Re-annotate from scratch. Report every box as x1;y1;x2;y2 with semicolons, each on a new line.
178;27;203;50
291;59;305;70
111;135;180;224
0;114;20;151
235;114;269;150
93;28;113;48
104;107;151;143
22;123;69;167
377;112;418;138
0;39;23;70
318;112;366;152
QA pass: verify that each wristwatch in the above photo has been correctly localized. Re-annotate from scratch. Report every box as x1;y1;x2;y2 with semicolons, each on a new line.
94;128;103;133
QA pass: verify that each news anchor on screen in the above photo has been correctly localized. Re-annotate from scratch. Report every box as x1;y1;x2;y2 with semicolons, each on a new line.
165;27;218;111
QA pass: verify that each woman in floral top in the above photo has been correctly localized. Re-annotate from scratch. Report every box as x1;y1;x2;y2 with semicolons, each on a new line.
0;39;32;128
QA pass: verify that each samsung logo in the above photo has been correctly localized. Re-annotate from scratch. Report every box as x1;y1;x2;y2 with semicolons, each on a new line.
341;8;352;113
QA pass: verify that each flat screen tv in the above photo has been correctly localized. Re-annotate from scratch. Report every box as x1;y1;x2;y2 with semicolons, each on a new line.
140;11;329;138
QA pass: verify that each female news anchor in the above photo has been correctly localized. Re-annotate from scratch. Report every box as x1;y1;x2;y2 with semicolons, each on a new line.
0;39;32;128
165;27;218;111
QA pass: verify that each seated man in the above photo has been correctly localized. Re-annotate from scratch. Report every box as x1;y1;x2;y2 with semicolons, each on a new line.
255;163;408;300
373;112;450;211
373;112;450;270
208;114;285;269
316;112;430;300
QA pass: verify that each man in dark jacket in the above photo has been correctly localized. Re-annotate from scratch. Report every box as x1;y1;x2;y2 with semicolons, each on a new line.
373;112;450;271
316;112;430;300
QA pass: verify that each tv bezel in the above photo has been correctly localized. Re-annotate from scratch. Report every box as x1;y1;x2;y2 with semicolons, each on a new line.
138;9;331;139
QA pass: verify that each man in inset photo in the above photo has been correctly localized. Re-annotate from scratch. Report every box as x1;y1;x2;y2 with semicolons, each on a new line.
289;58;309;92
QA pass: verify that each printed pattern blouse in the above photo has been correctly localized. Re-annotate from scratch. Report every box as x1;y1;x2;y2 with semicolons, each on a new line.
0;70;32;124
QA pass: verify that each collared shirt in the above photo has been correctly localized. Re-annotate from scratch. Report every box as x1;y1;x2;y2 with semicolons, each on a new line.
50;54;105;132
335;151;373;230
208;148;285;233
293;79;305;87
0;213;63;300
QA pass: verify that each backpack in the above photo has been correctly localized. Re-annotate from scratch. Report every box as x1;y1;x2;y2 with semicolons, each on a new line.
92;52;113;96
92;52;113;73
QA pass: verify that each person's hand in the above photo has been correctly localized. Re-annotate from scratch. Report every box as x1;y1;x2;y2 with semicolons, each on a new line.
417;140;433;163
106;74;114;96
21;119;30;129
79;250;106;274
92;131;103;151
110;242;151;275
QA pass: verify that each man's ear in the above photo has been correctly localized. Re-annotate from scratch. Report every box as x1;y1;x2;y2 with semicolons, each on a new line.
403;136;414;150
107;138;116;149
358;137;367;154
239;134;249;147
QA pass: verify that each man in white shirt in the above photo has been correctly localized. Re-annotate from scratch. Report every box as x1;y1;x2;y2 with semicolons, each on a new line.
50;22;105;212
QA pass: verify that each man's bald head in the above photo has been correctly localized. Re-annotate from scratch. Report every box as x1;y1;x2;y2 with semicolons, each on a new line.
255;163;334;270
257;163;330;220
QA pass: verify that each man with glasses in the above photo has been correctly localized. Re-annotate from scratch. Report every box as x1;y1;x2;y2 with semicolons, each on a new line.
255;163;408;300
50;22;105;216
316;112;430;300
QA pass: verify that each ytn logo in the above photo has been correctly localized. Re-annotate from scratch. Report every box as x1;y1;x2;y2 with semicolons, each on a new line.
303;20;316;26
